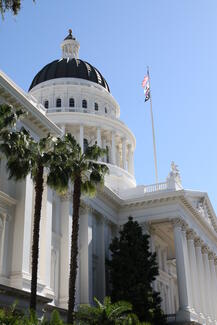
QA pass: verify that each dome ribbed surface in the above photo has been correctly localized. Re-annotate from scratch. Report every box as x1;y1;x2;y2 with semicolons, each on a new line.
29;58;110;92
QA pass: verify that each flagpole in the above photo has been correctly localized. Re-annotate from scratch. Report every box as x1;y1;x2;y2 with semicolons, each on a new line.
147;66;158;184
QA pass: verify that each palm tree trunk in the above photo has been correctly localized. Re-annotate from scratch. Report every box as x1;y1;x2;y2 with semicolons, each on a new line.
30;164;44;311
67;175;81;324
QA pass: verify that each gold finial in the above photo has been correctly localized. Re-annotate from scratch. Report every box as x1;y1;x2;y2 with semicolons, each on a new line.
69;29;72;35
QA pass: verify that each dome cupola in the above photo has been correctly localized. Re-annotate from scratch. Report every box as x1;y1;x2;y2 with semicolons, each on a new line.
28;30;110;92
61;29;80;60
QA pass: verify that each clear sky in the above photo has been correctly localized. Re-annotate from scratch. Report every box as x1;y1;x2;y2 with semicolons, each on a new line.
1;0;217;209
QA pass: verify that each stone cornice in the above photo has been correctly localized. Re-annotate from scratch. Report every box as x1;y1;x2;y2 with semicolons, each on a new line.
0;70;62;136
0;191;16;206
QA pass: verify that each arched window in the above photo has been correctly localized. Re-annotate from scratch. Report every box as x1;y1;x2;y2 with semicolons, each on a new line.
105;107;107;114
56;98;61;108
44;100;49;109
82;99;87;109
94;103;98;111
69;98;75;107
83;138;88;153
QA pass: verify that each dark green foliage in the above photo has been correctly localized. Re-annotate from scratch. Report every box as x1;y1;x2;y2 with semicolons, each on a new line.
0;0;35;17
108;217;166;325
75;296;149;325
0;305;65;324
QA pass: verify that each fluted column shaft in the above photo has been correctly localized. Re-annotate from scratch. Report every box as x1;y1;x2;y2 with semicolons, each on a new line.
173;219;192;320
209;254;217;322
194;239;206;319
186;231;199;314
59;195;72;308
97;128;101;147
111;131;116;165
202;247;212;320
122;137;127;170
128;144;134;175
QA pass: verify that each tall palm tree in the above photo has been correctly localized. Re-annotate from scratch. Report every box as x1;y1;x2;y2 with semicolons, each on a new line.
50;134;109;324
0;105;70;311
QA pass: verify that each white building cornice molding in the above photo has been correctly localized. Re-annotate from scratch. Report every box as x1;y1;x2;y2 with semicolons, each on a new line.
0;70;62;137
0;191;17;207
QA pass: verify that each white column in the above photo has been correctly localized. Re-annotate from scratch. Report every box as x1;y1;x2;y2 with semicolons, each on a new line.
97;217;105;302
128;144;134;175
202;246;212;321
208;253;217;322
122;137;127;170
194;238;206;320
116;145;120;167
39;184;53;297
214;259;217;321
79;125;84;153
10;174;33;289
111;131;116;165
97;128;101;147
79;206;93;304
186;231;199;315
59;194;72;308
0;214;11;278
173;219;192;321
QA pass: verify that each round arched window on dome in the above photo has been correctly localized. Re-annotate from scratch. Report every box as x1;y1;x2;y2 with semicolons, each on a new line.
44;100;49;109
94;103;99;111
82;100;87;109
56;98;62;108
69;98;75;107
105;107;108;114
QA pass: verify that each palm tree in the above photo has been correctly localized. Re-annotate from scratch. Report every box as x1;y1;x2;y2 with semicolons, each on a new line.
0;105;70;312
75;296;146;325
50;134;108;324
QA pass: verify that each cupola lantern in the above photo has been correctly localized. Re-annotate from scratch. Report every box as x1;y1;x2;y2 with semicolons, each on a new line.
61;29;80;60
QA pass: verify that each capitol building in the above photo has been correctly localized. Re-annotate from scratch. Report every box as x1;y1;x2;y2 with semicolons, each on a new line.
0;31;217;324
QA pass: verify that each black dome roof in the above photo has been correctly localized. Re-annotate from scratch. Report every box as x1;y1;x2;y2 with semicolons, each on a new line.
29;58;110;92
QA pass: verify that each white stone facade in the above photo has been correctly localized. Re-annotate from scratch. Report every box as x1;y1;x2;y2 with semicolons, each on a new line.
0;33;217;324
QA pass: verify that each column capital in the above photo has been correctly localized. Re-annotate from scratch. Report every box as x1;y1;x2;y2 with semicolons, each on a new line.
201;245;209;254
194;237;204;247
208;252;215;260
172;217;188;230
186;229;197;240
60;192;71;202
80;201;91;215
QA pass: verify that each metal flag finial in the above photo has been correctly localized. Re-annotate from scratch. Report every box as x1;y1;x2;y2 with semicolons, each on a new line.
69;29;72;35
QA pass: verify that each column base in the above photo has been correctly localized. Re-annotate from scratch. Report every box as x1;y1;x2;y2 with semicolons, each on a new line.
59;297;68;309
176;308;200;323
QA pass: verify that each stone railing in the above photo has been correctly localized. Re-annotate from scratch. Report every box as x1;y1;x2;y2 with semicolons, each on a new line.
143;181;168;193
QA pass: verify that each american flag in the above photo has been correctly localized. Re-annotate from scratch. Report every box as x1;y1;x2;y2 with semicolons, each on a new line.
142;75;150;102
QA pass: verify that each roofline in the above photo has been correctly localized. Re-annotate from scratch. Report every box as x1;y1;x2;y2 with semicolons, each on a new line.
0;70;62;136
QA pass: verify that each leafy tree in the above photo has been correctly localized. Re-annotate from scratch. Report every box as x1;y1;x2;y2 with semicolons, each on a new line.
108;217;166;325
49;136;109;324
75;296;148;325
0;105;70;312
0;0;35;17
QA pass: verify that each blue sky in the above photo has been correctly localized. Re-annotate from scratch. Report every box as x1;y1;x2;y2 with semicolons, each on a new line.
1;0;217;209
